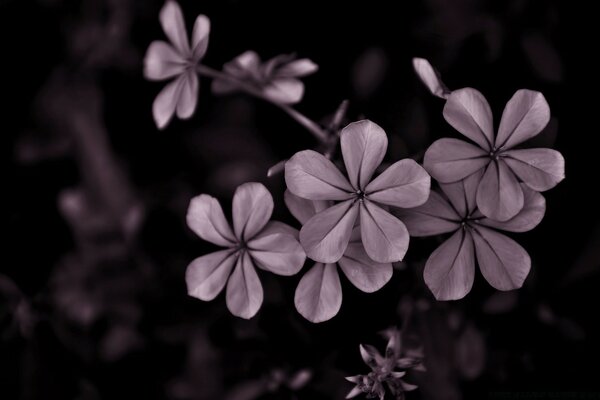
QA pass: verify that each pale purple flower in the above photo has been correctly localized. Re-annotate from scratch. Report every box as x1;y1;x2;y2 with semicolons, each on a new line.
346;328;423;400
285;191;392;323
285;120;431;264
424;88;565;221
143;1;210;129
185;182;305;319
396;171;547;300
212;51;318;104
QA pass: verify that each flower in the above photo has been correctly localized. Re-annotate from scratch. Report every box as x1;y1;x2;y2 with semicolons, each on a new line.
212;51;318;104
395;170;546;300
185;182;306;319
285;191;393;323
144;1;210;129
412;57;450;99
285;119;431;264
424;88;565;221
346;328;424;400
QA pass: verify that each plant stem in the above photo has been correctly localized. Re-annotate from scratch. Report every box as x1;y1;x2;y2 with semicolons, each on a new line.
196;64;329;143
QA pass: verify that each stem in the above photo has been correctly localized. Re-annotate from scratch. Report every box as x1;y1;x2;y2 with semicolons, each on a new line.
196;64;329;143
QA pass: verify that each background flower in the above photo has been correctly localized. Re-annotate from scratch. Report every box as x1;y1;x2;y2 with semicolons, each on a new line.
186;182;305;319
144;1;210;129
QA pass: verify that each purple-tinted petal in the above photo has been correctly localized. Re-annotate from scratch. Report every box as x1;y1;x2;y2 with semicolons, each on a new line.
300;200;359;263
423;138;489;183
472;225;531;291
191;14;210;60
503;148;565;191
226;251;263;319
424;229;475;300
294;263;342;323
258;220;299;238
360;200;409;263
477;184;545;232
412;57;450;99
212;51;261;94
439;169;484;217
284;190;331;224
477;161;524;221
143;41;185;81
495;89;550;149
346;385;363;399
232;182;273;241
338;243;393;292
276;58;318;78
186;250;237;300
340;120;388;190
159;1;190;55
152;75;184;129
394;191;460;237
248;230;306;276
176;70;199;119
443;88;494;150
285;150;353;201
186;194;236;246
365;159;430;208
263;78;304;104
360;344;384;367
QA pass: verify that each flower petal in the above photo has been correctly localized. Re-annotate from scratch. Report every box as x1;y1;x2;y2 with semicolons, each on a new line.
191;14;210;60
443;88;494;150
226;251;263;319
284;190;331;224
186;250;237;300
143;41;186;81
412;57;450;99
276;58;319;78
340;120;388;190
338;242;393;292
176;70;199;119
365;159;430;208
393;191;460;237
502;148;565;191
212;51;261;94
186;194;236;246
472;226;531;291
159;1;190;55
232;182;273;241
248;230;306;276
285;150;354;201
152;75;184;129
439;168;485;217
423;138;489;183
477;184;545;232
294;263;342;323
360;200;409;263
300;200;359;263
476;161;524;221
258;220;299;238
495;89;550;149
263;78;304;104
424;229;475;300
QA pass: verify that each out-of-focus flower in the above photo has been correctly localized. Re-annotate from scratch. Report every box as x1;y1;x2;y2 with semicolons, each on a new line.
346;328;424;400
396;171;546;300
412;58;450;99
285;191;392;323
424;87;564;221
212;51;318;104
144;1;210;129
186;182;306;319
285;120;430;264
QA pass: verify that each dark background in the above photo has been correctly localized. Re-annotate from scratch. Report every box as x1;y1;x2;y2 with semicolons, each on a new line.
2;0;599;399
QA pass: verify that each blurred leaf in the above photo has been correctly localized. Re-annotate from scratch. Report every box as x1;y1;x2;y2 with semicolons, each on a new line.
455;323;486;380
100;324;144;362
522;33;563;83
352;47;389;100
482;291;518;314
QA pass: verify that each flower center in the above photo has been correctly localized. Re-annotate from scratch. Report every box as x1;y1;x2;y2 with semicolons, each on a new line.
489;147;502;161
355;190;367;201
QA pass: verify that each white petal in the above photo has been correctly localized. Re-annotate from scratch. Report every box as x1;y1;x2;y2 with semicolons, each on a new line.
365;159;430;208
284;190;331;224
143;41;185;81
159;1;190;55
248;230;306;276
338;242;393;292
443;88;494;151
186;250;237;300
232;182;273;241
186;194;236;246
191;14;210;60
360;200;409;263
294;263;342;323
495;89;550;149
226;252;263;319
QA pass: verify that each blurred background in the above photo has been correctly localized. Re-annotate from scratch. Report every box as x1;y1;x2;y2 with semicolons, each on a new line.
2;0;598;399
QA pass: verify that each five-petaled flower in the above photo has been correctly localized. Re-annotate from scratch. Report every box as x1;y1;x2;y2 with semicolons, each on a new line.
346;328;424;400
424;88;564;221
144;1;210;129
212;51;318;104
185;182;306;319
285;120;431;264
285;191;393;323
395;170;546;300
